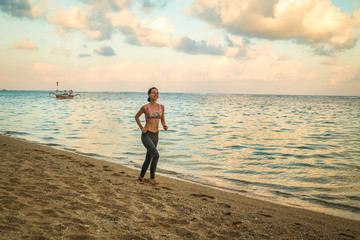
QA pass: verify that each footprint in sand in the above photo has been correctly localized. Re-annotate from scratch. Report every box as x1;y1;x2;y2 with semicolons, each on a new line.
102;166;112;172
53;154;72;160
156;217;189;226
112;171;126;177
190;193;215;200
338;233;355;238
233;221;243;226
218;202;231;209
34;149;49;154
80;162;95;168
258;212;272;218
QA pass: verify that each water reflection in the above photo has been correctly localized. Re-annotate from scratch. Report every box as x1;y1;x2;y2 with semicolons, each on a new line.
1;91;359;220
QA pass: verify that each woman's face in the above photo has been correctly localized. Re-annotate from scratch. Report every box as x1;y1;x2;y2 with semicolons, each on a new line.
148;88;159;101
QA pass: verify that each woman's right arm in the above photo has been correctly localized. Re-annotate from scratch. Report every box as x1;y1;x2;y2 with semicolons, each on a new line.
135;106;147;133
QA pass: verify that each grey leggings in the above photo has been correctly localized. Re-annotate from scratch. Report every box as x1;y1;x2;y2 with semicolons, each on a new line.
140;131;159;179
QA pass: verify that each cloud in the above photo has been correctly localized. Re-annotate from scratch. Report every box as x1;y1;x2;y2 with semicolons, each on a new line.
328;64;359;86
321;56;338;65
109;10;174;47
277;53;291;61
86;61;162;83
85;54;310;86
47;5;113;40
0;0;47;18
6;1;242;58
187;56;308;83
78;53;91;58
174;36;224;55
9;55;359;95
86;12;113;40
13;39;38;50
351;68;360;83
52;47;72;56
139;0;170;13
30;62;60;71
48;6;89;36
111;9;263;59
79;0;134;13
94;45;116;56
47;3;174;42
189;0;360;53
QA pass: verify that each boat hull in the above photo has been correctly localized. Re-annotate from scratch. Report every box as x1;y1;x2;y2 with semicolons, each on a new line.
55;95;74;99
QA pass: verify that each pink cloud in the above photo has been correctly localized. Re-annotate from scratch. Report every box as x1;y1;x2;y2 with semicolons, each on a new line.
47;6;89;36
277;53;291;61
30;62;60;72
13;39;38;50
7;54;359;95
85;62;163;83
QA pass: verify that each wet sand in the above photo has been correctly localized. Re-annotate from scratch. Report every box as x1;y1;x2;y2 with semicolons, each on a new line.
0;134;359;239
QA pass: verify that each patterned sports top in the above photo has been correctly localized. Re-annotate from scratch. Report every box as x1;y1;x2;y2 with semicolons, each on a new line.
145;104;162;120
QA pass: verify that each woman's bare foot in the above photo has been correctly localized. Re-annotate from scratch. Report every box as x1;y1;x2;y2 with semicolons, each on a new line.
150;178;159;185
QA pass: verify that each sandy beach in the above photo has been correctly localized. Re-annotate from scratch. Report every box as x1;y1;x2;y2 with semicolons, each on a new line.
0;134;359;239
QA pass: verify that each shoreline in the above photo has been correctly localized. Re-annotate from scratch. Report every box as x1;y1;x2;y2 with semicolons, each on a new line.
1;134;359;239
2;89;359;97
6;133;360;222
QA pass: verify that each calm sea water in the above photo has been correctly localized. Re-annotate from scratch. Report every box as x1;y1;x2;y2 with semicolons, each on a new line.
1;91;359;220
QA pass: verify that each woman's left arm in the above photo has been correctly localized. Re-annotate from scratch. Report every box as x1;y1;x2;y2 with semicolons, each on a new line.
161;105;168;130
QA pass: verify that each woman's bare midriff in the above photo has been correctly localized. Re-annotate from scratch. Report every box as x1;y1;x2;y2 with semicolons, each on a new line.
145;119;160;132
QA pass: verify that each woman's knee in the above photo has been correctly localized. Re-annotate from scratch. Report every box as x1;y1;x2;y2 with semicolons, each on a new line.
152;151;159;160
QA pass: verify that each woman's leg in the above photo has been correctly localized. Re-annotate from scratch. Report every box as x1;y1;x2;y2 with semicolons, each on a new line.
140;132;159;179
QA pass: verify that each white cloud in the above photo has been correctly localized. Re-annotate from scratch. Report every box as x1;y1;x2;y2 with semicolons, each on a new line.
13;39;38;50
48;6;89;36
5;0;264;58
190;0;360;53
109;10;174;47
45;2;228;55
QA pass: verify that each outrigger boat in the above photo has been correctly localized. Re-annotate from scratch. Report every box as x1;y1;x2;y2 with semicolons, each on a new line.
49;82;81;99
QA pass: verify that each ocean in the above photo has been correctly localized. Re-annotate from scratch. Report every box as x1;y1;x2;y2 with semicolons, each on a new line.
1;90;359;220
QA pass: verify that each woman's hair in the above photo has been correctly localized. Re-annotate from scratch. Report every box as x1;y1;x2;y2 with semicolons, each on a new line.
147;87;158;102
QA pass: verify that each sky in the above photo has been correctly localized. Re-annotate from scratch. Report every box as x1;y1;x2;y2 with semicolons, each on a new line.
0;0;360;95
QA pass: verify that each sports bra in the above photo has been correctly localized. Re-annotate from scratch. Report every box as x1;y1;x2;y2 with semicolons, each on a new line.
145;103;162;120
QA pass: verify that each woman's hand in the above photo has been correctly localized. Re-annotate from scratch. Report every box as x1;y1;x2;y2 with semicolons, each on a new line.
163;125;168;131
141;127;148;133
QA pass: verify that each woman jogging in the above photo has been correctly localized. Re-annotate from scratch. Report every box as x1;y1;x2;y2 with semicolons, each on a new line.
135;87;168;185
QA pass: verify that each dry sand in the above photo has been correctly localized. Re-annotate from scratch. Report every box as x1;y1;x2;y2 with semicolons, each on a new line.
0;134;359;239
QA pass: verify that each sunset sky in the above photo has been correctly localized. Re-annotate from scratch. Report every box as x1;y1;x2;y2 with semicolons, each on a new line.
1;0;359;95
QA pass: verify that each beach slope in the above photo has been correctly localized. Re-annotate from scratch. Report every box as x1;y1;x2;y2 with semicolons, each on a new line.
0;134;359;239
